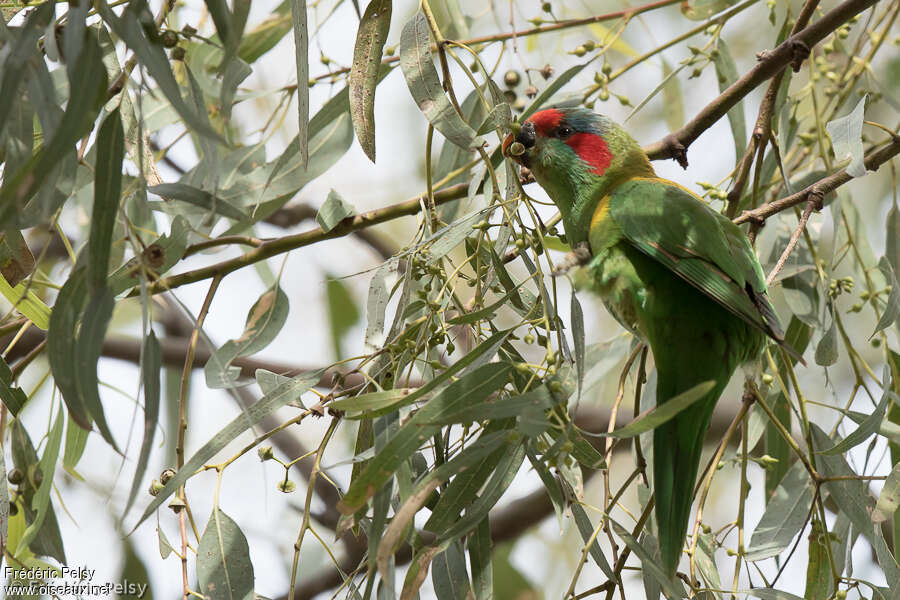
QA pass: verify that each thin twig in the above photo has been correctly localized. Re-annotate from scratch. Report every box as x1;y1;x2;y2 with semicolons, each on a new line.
765;195;822;285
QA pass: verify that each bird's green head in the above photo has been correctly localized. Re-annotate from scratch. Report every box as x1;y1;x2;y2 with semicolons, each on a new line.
503;107;654;243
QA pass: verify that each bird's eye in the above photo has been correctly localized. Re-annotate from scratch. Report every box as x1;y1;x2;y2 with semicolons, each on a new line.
556;126;574;139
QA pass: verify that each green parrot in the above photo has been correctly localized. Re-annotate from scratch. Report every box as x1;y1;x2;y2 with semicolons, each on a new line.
503;107;792;575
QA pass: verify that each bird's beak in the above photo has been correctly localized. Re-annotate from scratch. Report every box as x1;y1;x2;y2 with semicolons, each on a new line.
502;120;536;163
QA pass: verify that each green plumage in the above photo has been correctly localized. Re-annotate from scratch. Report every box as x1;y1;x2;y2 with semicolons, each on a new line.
507;108;786;575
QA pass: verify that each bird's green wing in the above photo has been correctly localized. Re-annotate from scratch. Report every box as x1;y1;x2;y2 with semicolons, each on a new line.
608;177;785;342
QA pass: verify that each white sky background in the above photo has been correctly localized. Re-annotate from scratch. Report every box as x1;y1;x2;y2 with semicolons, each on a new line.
9;0;900;598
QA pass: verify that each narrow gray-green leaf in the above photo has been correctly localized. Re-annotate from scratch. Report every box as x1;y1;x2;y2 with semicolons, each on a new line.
825;94;867;178
468;518;492;600
476;102;512;136
205;284;289;388
0;31;107;226
602;380;715;438
132;369;323;530
744;589;806;600
349;0;391;161
95;1;222;142
0;3;52;135
661;58;685;131
432;541;472;600
331;388;415;415
63;412;89;481
571;292;585;401
75;287;118;449
0;229;35;288
365;328;512;418
197;508;255;600
124;332;161;517
17;408;64;552
0;444;6;560
874;256;900;335
364;258;400;352
339;362;512;513
746;459;814;561
873;462;900;523
0;354;27;416
814;318;838;366
611;519;685;599
88;109;125;289
810;424;875;544
316;189;356;232
424;424;512;533
438;441;526;542
238;1;292;63
204;0;233;50
290;0;309;168
872;523;900;590
399;12;479;149
818;387;892;455
887;200;900;275
48;267;91;429
571;504;615;579
712;38;746;161
423;384;551;425
158;526;175;559
150;183;248;221
625;60;687;123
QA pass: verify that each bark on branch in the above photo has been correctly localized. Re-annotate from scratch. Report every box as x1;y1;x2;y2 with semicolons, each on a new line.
642;0;882;166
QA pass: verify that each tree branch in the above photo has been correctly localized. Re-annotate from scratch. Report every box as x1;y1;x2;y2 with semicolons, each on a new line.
724;0;820;218
140;182;470;295
734;136;900;225
642;0;882;166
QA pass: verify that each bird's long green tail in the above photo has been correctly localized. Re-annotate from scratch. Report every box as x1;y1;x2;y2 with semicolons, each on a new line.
653;369;731;575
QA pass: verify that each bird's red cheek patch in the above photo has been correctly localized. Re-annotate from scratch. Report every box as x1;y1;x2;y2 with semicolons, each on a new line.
566;133;612;176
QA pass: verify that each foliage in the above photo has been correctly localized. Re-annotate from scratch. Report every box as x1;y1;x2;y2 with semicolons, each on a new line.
0;0;899;599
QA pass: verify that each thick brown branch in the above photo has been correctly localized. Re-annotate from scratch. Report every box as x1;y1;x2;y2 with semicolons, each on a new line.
643;0;882;165
734;136;900;225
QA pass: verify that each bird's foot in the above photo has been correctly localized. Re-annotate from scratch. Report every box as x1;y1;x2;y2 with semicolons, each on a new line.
553;242;591;276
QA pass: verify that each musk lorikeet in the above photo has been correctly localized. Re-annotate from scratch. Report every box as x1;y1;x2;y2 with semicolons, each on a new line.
503;107;792;575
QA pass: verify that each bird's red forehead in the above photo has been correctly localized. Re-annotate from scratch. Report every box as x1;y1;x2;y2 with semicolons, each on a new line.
526;109;564;135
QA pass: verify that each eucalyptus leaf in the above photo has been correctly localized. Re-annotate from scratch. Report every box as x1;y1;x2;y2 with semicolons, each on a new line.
316;189;355;232
150;183;248;221
825;94;867;178
399;12;479;149
611;519;685;599
132;369;323;529
873;462;900;523
874;257;900;335
197;508;255;600
814;318;838;366
601;381;715;438
205;284;290;388
290;0;309;168
746;459;814;561
571;503;615;579
712;39;746;161
339;362;513;513
122;332;161;518
349;0;392;161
